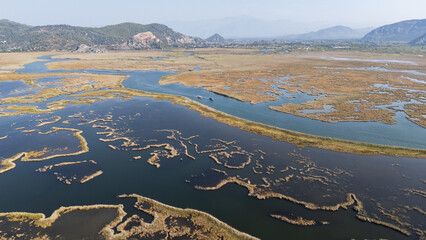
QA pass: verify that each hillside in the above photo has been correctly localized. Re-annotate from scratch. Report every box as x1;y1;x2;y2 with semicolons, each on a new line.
283;26;372;40
206;33;225;43
410;33;426;45
362;19;426;42
0;20;204;51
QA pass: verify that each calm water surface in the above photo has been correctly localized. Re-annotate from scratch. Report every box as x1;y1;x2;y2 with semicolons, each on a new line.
0;56;424;239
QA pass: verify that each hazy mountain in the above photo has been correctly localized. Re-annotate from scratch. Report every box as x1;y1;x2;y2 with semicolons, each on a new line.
410;33;426;45
165;16;326;39
0;20;204;51
362;19;426;42
205;33;225;43
283;26;373;40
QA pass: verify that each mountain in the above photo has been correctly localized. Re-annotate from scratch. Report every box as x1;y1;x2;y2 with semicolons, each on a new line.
410;33;426;45
165;16;326;38
362;19;426;42
0;20;31;44
0;20;204;51
283;26;373;40
206;33;225;43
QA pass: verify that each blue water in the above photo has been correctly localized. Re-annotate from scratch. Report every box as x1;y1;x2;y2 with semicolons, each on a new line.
152;57;169;61
401;76;426;84
124;73;425;148
184;51;197;55
315;66;426;76
15;56;426;149
2;55;425;240
321;57;418;65
15;56;55;74
0;97;416;240
0;80;34;97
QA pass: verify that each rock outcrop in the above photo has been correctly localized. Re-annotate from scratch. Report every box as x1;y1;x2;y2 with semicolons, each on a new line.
122;32;161;49
73;44;106;53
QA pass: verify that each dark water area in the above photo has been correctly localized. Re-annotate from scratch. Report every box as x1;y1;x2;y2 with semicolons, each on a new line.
46;208;118;239
0;120;82;160
0;207;119;239
188;168;228;188
0;97;424;239
39;160;102;184
0;55;425;239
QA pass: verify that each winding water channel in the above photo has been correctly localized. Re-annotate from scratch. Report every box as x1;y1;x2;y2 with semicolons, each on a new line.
0;55;423;239
16;55;426;149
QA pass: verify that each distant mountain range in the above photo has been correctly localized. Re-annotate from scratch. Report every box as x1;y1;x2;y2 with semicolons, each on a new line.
282;26;373;40
1;17;426;52
165;16;327;39
0;19;204;51
168;16;426;45
286;19;426;45
362;19;426;43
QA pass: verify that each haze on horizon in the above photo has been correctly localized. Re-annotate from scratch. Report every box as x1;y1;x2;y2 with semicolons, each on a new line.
1;0;425;38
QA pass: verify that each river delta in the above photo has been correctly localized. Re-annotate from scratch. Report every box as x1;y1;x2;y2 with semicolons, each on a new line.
0;50;425;239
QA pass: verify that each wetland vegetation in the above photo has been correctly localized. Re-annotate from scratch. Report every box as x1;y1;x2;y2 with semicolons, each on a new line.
0;47;425;239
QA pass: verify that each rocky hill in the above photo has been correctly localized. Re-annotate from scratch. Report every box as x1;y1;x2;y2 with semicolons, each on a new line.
0;20;205;51
410;33;426;45
362;19;426;42
206;33;225;43
284;26;372;40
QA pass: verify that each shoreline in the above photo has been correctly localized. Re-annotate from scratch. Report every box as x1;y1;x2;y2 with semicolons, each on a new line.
0;60;424;158
0;204;125;229
0;127;89;174
195;177;412;236
117;193;259;240
0;194;257;239
73;87;426;158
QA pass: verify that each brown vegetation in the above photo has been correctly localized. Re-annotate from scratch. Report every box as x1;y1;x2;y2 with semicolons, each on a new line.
0;127;89;173
109;193;259;240
1;51;425;159
80;170;103;183
36;116;62;127
270;214;316;226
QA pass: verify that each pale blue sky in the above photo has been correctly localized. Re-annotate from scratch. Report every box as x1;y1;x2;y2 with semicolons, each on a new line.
1;0;425;28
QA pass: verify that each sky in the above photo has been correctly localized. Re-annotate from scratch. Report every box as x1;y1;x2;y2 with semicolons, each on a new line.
1;0;425;28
